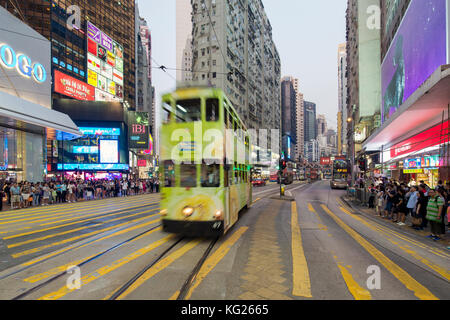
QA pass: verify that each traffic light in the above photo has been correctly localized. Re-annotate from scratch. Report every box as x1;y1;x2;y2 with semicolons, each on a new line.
280;160;287;170
358;158;367;171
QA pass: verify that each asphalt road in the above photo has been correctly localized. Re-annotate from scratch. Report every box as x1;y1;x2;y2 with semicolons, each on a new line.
0;181;448;300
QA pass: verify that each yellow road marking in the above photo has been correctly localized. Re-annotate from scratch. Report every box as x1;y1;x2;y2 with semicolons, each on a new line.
3;201;159;240
332;255;371;300
338;203;449;259
252;198;261;204
7;209;159;248
338;207;450;280
321;205;438;300
114;239;203;300
0;195;157;220
12;216;161;258
291;202;312;298
21;222;163;267
38;234;175;300
184;227;249;300
23;223;161;283
308;203;327;231
336;264;372;300
0;199;153;227
169;291;180;300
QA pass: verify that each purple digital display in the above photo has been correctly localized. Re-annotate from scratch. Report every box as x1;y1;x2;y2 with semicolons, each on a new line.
87;22;101;43
381;0;447;122
101;33;113;52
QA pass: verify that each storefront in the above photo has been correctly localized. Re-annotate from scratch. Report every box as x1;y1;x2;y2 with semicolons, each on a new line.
0;7;81;182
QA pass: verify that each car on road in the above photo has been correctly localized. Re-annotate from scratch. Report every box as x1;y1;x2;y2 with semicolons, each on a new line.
252;178;266;187
330;179;348;189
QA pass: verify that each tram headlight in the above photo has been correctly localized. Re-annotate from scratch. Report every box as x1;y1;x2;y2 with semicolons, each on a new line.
160;209;168;216
182;206;194;217
214;210;223;220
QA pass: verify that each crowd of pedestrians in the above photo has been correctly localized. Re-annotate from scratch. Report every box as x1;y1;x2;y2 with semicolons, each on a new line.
359;177;450;242
0;178;160;211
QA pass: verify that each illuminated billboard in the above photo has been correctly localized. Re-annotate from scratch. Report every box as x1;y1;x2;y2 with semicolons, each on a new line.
100;140;119;164
87;22;124;102
128;112;150;149
54;70;95;101
381;0;448;122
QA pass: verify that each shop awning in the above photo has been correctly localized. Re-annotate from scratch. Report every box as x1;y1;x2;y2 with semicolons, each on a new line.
363;65;450;151
0;91;82;139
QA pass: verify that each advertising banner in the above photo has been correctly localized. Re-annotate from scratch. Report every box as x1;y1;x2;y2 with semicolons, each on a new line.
320;157;331;166
86;22;124;102
129;112;150;149
381;0;447;122
54;70;95;101
87;69;98;87
390;120;449;158
87;22;101;43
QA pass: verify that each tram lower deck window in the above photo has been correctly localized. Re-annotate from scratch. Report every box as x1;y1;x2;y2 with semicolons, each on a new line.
180;164;197;187
163;160;175;187
201;164;220;187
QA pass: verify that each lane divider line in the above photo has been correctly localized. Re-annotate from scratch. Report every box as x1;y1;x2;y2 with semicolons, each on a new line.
291;202;312;298
321;204;438;300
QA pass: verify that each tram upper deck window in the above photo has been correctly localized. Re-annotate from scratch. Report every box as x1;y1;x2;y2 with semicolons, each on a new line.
163;160;175;187
180;164;197;188
201;164;220;188
176;99;201;123
206;98;219;122
162;102;172;124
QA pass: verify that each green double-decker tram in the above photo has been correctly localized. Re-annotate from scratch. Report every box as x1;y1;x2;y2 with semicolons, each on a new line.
160;87;252;237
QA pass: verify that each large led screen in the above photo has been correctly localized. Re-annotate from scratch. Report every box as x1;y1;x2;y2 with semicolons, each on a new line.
100;140;119;164
381;0;447;122
87;22;124;102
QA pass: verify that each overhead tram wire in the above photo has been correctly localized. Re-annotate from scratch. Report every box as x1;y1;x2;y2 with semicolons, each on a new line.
151;56;177;82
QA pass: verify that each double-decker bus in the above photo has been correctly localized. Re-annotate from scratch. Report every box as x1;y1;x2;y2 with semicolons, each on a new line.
330;157;349;189
160;87;252;237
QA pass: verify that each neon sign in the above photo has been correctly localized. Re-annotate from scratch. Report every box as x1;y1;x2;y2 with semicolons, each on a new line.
0;44;47;83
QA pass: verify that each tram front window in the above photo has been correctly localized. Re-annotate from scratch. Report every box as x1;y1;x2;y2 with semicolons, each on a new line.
201;164;220;188
176;99;201;123
163;160;175;187
180;164;197;188
206;98;219;122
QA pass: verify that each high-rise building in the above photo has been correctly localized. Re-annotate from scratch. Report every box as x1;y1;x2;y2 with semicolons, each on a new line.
281;76;297;161
316;115;327;137
190;0;281;134
337;43;348;156
0;0;137;108
304;101;317;144
181;37;193;82
176;0;193;82
136;5;152;114
292;79;304;162
346;0;381;166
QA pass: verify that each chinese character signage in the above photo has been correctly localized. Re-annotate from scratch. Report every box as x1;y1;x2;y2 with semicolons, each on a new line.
128;112;150;149
87;22;124;102
54;70;95;101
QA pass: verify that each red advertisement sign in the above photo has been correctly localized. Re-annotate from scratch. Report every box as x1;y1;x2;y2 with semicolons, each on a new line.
390;121;449;158
320;157;331;165
54;70;95;101
137;160;147;167
88;38;97;56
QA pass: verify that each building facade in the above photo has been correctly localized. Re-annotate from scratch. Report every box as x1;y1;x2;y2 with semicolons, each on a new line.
363;0;450;186
281;76;297;161
190;0;281;135
0;6;80;182
304;101;317;144
337;43;348;156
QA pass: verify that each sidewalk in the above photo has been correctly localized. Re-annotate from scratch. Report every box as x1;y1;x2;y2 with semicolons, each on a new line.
341;195;450;249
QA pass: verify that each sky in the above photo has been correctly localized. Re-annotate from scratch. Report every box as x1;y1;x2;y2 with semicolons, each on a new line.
136;0;347;131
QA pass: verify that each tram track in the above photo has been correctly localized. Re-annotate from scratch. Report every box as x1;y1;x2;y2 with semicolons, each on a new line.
10;223;163;300
107;236;220;300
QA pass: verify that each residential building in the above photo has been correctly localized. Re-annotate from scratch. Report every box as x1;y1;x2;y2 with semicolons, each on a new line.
190;0;281;136
337;43;348;156
181;37;193;82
